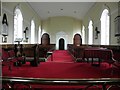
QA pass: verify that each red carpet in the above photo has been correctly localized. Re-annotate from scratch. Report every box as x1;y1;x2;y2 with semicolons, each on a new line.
2;50;120;89
2;62;120;89
2;50;120;78
47;50;75;62
2;61;120;78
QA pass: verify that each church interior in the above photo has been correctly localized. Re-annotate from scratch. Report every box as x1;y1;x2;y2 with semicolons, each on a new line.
0;1;120;90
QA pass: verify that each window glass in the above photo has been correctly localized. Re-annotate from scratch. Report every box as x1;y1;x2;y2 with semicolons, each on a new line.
14;8;23;43
101;9;109;45
88;20;93;44
31;20;35;44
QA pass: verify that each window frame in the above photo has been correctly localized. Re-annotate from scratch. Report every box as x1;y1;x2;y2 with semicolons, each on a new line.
88;20;93;45
14;7;23;44
100;9;110;45
30;20;35;44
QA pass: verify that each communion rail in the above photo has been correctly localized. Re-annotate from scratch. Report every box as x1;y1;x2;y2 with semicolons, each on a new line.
0;76;120;90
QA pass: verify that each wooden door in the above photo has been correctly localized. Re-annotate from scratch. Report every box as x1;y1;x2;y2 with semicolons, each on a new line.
59;38;64;50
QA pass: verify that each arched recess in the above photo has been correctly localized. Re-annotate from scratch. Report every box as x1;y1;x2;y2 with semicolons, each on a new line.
41;33;50;45
56;31;68;50
73;33;82;46
59;38;65;50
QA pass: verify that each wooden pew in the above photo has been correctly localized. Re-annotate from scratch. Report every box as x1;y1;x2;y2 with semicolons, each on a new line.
23;44;40;66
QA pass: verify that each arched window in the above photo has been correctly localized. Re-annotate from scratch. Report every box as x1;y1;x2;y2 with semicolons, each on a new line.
73;34;82;46
31;20;35;44
100;9;109;45
41;33;50;45
38;26;42;44
14;7;23;42
82;26;85;44
88;20;93;44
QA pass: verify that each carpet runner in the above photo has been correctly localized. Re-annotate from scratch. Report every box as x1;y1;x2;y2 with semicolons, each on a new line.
47;50;75;62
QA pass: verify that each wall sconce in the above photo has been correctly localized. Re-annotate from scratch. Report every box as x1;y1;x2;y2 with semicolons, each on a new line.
23;27;29;42
95;27;100;39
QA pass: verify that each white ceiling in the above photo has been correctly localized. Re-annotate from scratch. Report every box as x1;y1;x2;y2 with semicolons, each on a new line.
27;2;95;20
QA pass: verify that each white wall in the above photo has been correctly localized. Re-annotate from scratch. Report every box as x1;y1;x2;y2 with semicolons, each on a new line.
0;2;41;44
42;16;82;45
1;2;119;46
83;2;118;45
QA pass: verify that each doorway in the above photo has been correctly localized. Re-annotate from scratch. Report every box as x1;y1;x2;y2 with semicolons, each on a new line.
59;38;64;50
56;31;68;50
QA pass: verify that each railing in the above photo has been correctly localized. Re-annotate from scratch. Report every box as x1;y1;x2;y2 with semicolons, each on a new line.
1;76;120;90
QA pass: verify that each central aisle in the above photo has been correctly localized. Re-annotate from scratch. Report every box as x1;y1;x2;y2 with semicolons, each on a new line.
47;50;75;62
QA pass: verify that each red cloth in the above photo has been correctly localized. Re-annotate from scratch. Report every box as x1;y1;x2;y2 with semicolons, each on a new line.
84;47;114;63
